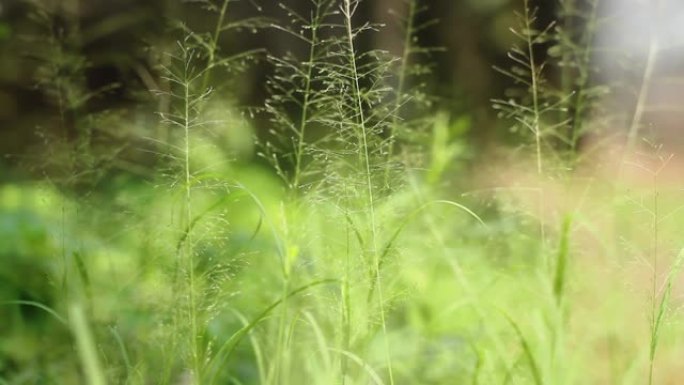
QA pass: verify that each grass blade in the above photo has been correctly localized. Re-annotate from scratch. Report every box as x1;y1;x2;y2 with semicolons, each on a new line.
1;300;68;325
69;302;107;385
553;214;573;304
501;311;543;385
205;279;337;384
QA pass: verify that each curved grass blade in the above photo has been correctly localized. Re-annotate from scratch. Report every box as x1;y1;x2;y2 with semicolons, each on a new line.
1;300;68;325
499;310;542;385
368;199;487;301
204;279;338;384
649;248;684;385
328;348;386;385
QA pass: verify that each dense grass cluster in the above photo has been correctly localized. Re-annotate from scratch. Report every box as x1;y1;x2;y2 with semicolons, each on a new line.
2;0;684;384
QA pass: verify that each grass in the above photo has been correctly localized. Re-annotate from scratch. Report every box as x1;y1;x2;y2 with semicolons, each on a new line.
2;0;684;384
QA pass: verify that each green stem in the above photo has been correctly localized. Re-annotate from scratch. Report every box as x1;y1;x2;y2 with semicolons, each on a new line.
201;0;230;93
384;0;417;189
523;0;542;176
569;0;599;156
648;173;659;385
292;4;323;191
183;48;200;383
343;1;394;384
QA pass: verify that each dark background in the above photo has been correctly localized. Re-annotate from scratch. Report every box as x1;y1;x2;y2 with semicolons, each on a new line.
0;0;563;181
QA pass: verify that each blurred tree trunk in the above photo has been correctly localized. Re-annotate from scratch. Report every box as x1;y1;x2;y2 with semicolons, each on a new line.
372;0;406;56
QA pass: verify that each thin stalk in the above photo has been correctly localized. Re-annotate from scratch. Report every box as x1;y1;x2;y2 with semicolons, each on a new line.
49;13;71;300
642;154;672;385
521;0;548;279
272;5;326;375
201;0;230;93
341;213;352;384
342;1;395;384
648;172;659;385
274;4;326;368
292;5;322;191
626;23;659;153
272;248;291;384
384;0;417;188
523;0;543;175
182;52;200;383
569;0;599;155
559;0;575;115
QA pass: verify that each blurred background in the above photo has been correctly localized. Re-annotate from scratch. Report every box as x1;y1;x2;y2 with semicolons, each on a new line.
2;0;681;182
0;0;553;178
4;0;681;170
